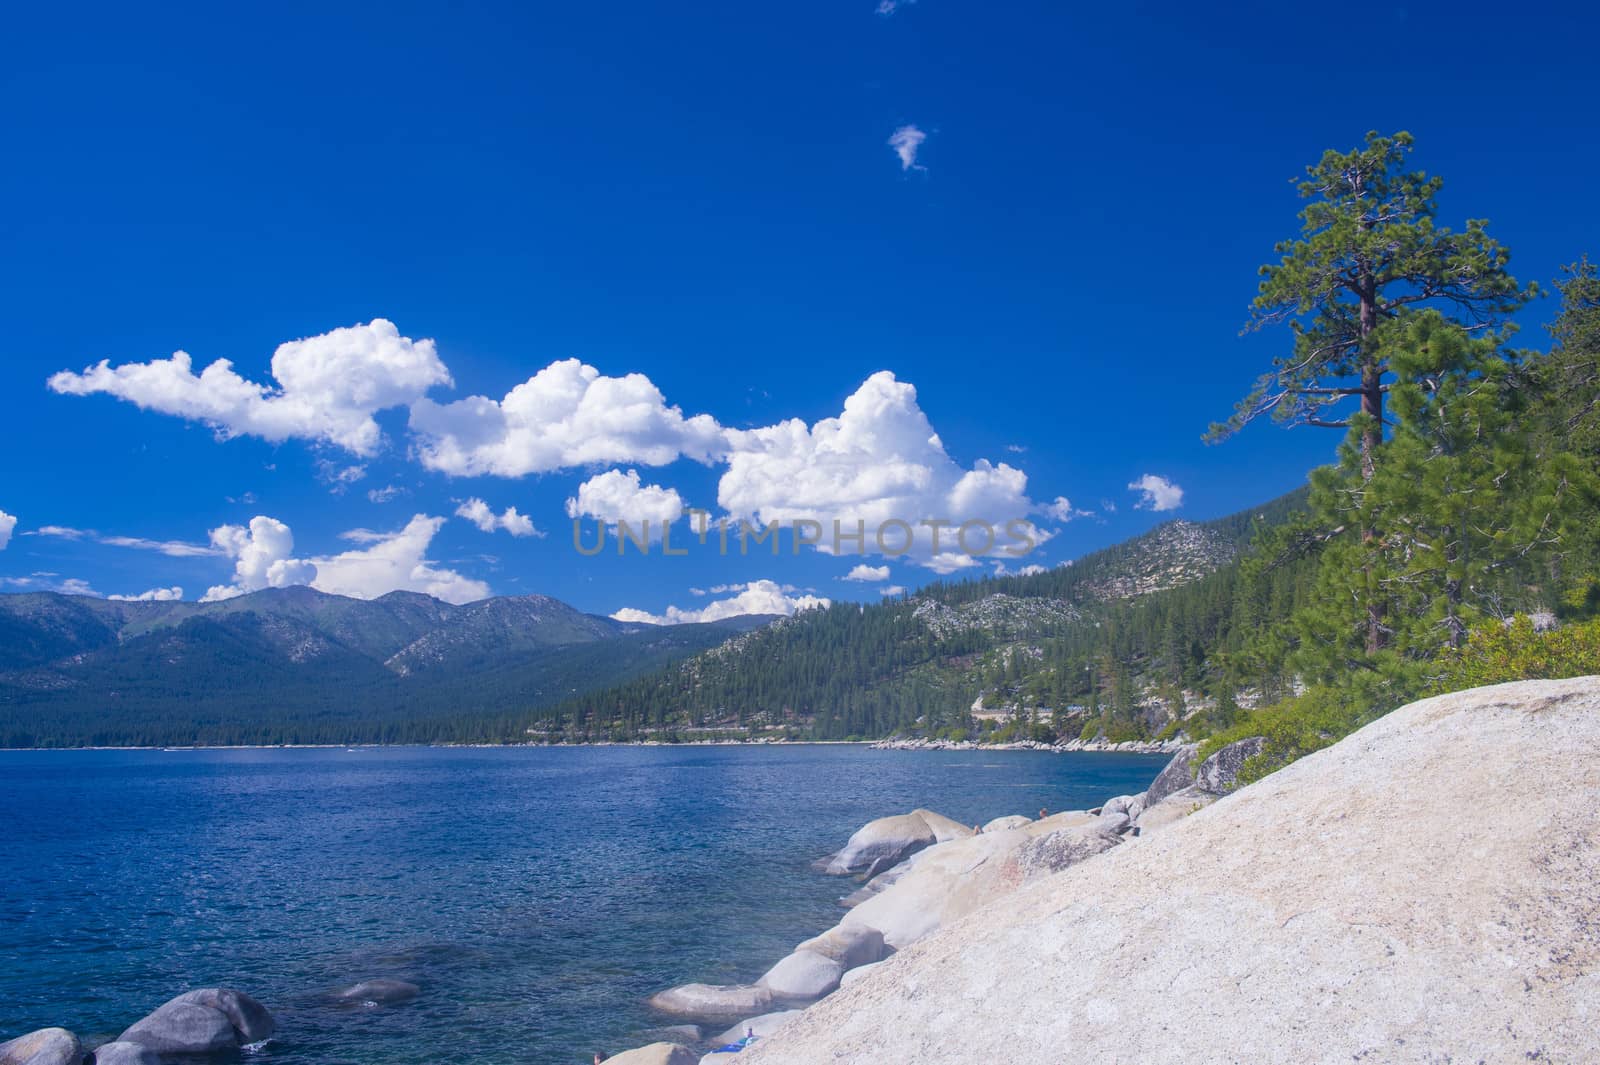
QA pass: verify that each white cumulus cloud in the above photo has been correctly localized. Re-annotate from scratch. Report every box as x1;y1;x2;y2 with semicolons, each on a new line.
612;579;829;626
1129;474;1185;512
455;498;543;538
1041;496;1090;522
203;514;489;604
718;371;1044;569
410;358;725;478
564;469;686;532
880;584;906;596
843;563;891;582
48;319;450;456
203;516;318;601
310;515;490;604
109;586;184;602
0;510;15;550
888;125;927;171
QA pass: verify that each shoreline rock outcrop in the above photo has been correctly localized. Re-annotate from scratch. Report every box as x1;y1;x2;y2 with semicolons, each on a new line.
736;677;1600;1064
638;737;1246;1060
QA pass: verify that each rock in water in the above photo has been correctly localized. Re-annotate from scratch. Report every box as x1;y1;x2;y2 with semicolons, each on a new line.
118;988;274;1054
735;678;1600;1064
1143;744;1198;805
641;1025;701;1045
1195;735;1266;794
646;984;774;1023
908;808;975;843
713;1010;804;1045
0;1028;82;1065
815;812;937;876
118;1002;232;1055
604;1042;698;1065
756;949;845;1001
87;1043;159;1065
334;979;420;1005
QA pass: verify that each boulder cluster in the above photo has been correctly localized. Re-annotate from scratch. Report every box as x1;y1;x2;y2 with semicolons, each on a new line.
1;977;417;1065
625;738;1260;1062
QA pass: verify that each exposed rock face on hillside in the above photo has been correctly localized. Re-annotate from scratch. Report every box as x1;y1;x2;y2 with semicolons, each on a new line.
1075;519;1234;600
739;677;1600;1065
910;594;1080;639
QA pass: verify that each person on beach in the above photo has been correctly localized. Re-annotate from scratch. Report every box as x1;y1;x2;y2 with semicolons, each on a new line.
593;1054;607;1063
1039;807;1048;819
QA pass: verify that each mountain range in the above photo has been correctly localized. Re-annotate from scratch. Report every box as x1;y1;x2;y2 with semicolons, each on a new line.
0;587;765;746
0;491;1305;746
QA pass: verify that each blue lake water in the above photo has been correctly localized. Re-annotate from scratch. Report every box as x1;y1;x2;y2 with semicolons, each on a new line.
0;745;1166;1063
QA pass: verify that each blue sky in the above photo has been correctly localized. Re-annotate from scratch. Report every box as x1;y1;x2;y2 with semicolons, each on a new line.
1;0;1596;620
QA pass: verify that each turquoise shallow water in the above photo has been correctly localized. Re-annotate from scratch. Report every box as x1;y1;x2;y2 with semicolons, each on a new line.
0;744;1166;1063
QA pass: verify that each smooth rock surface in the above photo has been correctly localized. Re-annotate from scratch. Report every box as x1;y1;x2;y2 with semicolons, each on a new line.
837;961;883;989
605;1042;697;1065
910;808;976;843
698;1055;740;1065
1195;735;1266;794
817;812;935;876
713;1010;804;1044
118;1000;235;1055
334;979;420;1005
86;1043;159;1065
839;859;916;908
740;678;1600;1065
981;815;1031;833
1131;786;1214;835
646;984;774;1023
1143;744;1198;805
755;949;844;1001
793;923;887;969
840;829;1035;950
818;808;974;878
0;1028;82;1065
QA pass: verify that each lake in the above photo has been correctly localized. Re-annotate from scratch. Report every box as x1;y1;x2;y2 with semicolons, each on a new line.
0;744;1167;1063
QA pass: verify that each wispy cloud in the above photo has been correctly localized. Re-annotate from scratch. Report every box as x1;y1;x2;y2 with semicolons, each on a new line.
876;0;916;16
367;484;407;504
888;125;928;171
30;525;221;557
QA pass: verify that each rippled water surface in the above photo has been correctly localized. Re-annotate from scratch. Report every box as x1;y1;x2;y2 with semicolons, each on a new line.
0;745;1166;1063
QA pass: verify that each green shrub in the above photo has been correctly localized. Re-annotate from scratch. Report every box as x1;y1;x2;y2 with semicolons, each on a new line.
1431;616;1600;693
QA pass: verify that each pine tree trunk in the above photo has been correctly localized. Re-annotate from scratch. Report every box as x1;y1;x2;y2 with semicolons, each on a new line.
1359;281;1388;653
1444;529;1466;650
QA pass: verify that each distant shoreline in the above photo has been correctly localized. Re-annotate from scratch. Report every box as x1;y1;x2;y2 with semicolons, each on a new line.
0;739;1172;753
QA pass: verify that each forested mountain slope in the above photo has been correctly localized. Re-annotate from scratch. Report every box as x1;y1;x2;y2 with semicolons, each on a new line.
538;490;1313;741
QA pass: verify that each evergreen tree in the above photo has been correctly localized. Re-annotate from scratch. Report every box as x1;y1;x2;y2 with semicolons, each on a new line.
1212;131;1534;650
